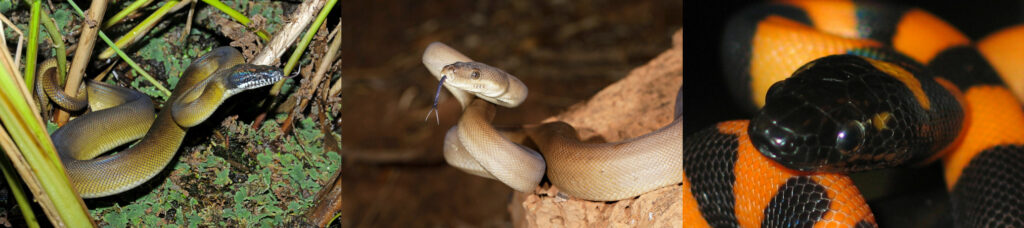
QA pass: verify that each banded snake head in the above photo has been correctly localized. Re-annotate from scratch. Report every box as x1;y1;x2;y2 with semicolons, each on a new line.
749;55;935;172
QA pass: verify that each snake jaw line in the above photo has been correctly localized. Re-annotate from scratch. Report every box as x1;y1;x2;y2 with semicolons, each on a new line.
224;65;285;95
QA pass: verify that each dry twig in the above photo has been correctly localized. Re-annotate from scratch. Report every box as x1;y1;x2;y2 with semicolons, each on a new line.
57;0;109;125
281;22;340;132
250;0;326;65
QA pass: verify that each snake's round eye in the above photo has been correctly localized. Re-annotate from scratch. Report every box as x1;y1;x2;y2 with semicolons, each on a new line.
471;71;480;79
835;121;865;153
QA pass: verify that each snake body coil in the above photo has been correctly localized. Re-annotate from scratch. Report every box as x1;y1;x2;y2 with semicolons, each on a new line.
685;1;1024;226
41;47;283;198
425;42;682;201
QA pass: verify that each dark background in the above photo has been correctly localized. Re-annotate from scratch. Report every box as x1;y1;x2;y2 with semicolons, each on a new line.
684;0;1024;134
342;0;681;227
684;0;1024;227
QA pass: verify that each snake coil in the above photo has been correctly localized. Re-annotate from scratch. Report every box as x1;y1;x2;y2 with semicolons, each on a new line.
684;1;1024;227
424;42;682;201
40;47;283;198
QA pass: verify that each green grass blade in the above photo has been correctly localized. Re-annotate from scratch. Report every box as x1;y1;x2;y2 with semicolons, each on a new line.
102;0;155;29
98;0;182;59
0;155;39;228
23;0;40;89
35;3;68;83
0;51;93;227
65;0;172;97
201;0;270;41
270;0;337;95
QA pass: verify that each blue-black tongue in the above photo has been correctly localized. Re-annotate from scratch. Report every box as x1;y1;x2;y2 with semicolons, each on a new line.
424;75;447;125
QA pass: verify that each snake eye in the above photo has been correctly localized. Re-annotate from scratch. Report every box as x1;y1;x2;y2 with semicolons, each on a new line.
835;121;865;153
471;71;480;79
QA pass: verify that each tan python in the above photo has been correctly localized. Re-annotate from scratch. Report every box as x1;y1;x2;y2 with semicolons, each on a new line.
424;42;682;201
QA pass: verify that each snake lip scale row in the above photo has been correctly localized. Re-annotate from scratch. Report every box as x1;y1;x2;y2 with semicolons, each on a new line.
40;47;283;198
424;42;683;202
225;65;285;92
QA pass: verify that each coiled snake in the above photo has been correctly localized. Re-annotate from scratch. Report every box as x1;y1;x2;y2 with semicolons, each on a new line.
684;1;1024;227
423;42;683;201
38;47;283;198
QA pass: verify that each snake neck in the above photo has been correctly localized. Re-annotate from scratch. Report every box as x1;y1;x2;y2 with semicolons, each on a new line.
170;64;284;128
36;59;88;111
171;78;227;128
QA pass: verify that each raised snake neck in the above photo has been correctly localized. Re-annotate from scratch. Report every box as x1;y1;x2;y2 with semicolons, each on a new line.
40;47;283;198
424;42;682;201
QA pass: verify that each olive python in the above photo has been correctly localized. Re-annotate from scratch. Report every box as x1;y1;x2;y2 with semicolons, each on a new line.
38;47;283;198
422;42;682;201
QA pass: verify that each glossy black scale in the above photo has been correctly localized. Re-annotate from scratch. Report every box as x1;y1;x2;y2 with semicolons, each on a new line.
761;176;830;228
721;3;813;113
749;54;963;172
684;126;741;227
951;145;1024;227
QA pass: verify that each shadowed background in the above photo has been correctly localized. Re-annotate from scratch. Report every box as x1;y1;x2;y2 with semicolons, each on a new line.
341;0;682;227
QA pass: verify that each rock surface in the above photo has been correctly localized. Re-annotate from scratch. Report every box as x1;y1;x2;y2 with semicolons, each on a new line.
510;29;682;227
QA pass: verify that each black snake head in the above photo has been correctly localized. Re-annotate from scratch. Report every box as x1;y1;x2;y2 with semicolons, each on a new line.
749;54;929;172
225;64;285;94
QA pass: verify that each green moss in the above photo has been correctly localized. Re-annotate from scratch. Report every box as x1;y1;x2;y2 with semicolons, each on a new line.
247;1;286;33
2;1;339;226
131;76;169;101
89;115;340;226
48;4;74;36
72;3;331;227
0;1;13;12
45;121;58;134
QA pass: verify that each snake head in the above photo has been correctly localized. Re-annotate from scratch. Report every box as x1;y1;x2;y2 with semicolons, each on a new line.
748;55;941;172
171;64;283;128
224;64;285;95
441;61;511;97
